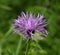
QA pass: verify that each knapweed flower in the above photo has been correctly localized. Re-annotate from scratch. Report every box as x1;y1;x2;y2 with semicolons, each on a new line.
13;12;48;40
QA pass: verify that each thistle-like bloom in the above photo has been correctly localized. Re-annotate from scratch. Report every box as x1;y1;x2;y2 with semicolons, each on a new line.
13;12;48;40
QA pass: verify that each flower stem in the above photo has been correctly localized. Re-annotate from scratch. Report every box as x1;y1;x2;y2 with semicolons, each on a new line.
25;38;30;55
15;34;22;55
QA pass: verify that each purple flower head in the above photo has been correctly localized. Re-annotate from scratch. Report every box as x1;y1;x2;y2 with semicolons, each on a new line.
13;12;48;40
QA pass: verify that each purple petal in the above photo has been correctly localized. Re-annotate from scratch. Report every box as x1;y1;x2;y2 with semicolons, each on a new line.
21;12;27;19
13;12;48;40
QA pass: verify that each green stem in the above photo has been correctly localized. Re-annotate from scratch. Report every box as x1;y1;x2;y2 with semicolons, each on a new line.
15;34;22;55
1;26;14;44
0;26;14;55
25;38;30;55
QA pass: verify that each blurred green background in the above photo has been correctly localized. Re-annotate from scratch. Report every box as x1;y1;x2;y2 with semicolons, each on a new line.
0;0;60;55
